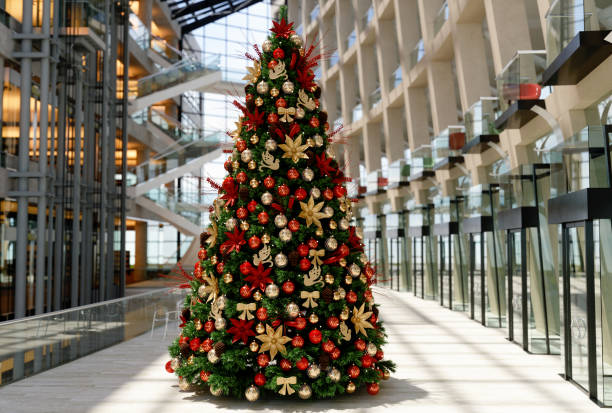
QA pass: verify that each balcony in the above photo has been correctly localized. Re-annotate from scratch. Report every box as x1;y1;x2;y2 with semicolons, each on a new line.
433;1;449;36
409;39;425;70
494;51;548;130
365;169;388;195
387;159;410;188
542;0;612;85
462;97;501;155
432;126;466;171
129;12;150;50
409;145;435;182
388;65;402;91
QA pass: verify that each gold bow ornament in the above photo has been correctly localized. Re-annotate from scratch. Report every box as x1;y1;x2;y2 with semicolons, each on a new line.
277;376;297;395
309;248;325;267
301;290;319;308
278;106;296;122
236;302;256;320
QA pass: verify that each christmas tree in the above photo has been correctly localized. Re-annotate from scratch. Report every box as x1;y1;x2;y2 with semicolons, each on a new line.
166;7;395;401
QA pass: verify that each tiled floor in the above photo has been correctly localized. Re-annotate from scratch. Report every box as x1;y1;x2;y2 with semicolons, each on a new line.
0;288;601;413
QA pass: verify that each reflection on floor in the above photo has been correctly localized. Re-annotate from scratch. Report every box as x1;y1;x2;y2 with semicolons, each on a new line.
0;288;602;413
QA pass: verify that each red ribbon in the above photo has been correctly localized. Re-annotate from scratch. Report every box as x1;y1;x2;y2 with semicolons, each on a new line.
271;203;285;213
323;243;350;264
288;196;295;210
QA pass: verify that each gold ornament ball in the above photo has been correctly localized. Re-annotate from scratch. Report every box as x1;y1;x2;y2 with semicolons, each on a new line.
339;202;347;212
339;218;350;230
240;149;252;164
323;206;334;217
245;385;260;402
240;220;250;231
298;384;312;400
325;237;338;251
328;368;341;382
253;290;262;301
309;313;319;324
257;80;269;94
226;217;237;230
310;187;321;199
315;227;324;237
249;341;260;352
279;228;292;242
194;318;203;330
250;178;259;188
345;275;353;285
338;287;346;299
265;138;277;151
188;354;195;365
274;253;288;268
324;273;335;284
346;382;356;394
306;137;314;147
250;134;260;144
274;213;288;228
296;107;306;119
360;274;368;283
248;160;257;170
307;364;321;379
350;263;361;277
339;258;347;267
286;302;300;319
383;370;391;380
329;220;337;230
302;168;314;181
314;134;324;147
217;295;226;309
265;283;279;298
367;342;377;357
179;377;192;391
261;192;273;205
232;160;240;170
340;307;350;320
210;255;218;265
198;284;207;298
255;322;266;334
215;318;226;331
262;233;271;244
333;291;341;301
282;80;295;94
210;386;223;397
262;39;273;52
170;357;181;371
255;96;264;106
207;349;220;364
290;34;303;47
223;273;233;283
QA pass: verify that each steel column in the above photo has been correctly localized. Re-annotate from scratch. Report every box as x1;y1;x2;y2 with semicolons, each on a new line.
70;71;83;308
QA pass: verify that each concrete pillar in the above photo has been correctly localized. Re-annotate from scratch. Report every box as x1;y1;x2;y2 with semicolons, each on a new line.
383;106;406;163
393;0;420;74
357;44;378;106
426;61;458;136
405;87;429;150
417;0;444;48
134;221;147;283
375;14;398;97
452;23;491;111
363;121;382;173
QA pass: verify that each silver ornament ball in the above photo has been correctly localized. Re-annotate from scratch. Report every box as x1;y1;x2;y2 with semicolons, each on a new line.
323;206;334;217
286;302;300;319
279;228;292;242
262;39;273;52
282;80;295;94
225;217;237;231
367;342;378;357
179;377;192;391
210;386;223;397
215;318;226;331
261;192;273;205
245;385;260;402
265;138;278;151
216;295;226;310
170;357;181;371
310;187;321;199
240;149;252;163
339;218;350;230
295;107;306;119
274;213;288;228
350;263;361;277
274;253;288;268
307;364;321;379
328;367;341;382
207;349;220;364
325;237;338;251
314;134;324;147
257;80;269;94
265;283;279;298
302;168;314;182
298;384;312;400
290;34;303;48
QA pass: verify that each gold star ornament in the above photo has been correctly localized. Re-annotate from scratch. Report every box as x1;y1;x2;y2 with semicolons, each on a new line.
243;61;261;84
198;273;219;303
351;303;374;337
206;221;218;248
298;196;327;229
256;324;291;360
278;134;309;163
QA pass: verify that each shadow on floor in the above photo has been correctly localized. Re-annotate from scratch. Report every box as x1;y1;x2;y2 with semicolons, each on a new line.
180;376;427;411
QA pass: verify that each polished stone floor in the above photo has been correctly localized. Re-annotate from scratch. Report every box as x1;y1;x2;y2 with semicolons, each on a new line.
0;288;601;413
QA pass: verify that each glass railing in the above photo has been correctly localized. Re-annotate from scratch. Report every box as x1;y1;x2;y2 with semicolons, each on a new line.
366;170;388;194
329;50;339;68
464;97;501;140
369;87;382;110
433;126;466;164
545;0;611;65
0;287;185;387
352;103;363;122
136;54;220;98
129;12;150;49
496;50;547;112
361;6;374;30
409;38;425;69
433;1;449;35
151;36;182;64
0;8;22;31
346;29;357;50
389;65;402;90
65;0;106;36
410;145;434;178
388;159;410;186
144;185;209;226
310;4;320;23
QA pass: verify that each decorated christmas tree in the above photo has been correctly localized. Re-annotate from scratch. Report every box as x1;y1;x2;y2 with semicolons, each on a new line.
166;7;395;401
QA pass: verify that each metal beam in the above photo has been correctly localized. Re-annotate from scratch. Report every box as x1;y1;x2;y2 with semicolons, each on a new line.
180;0;262;34
172;0;226;19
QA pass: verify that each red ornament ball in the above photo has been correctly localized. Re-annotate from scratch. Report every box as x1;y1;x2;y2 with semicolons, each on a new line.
267;60;277;69
263;176;276;189
236;139;247;152
331;347;341;360
375;350;384;361
292;335;304;348
355;338;366;351
367;383;380;396
275;97;287;108
288;219;300;232
198;248;207;260
267;113;278;123
309;117;320;128
278;184;290;197
296;357;309;370
282;280;295;295
216;262;224;274
293;317;307;330
189;337;201;351
295;187;307;200
361;354;374;368
309;329;322;344
287;168;300;180
326;316;339;329
339;244;350;257
297;244;309;257
224;158;232;171
240;261;252;275
348;365;360;379
240;284;252;298
204;320;215;333
333;185;346;198
165;360;174;373
202;338;213;352
254;372;266;386
257;211;269;224
280;358;292;371
322;340;335;353
257;353;270;367
364;289;373;301
256;307;268;321
245;93;253;102
370;313;378;324
273;48;285;59
247;200;258;212
200;371;211;382
248;235;261;249
236;171;247;183
179;336;189;345
299;258;311;271
236;207;248;219
346;290;358;304
307;238;318;249
323;188;334;200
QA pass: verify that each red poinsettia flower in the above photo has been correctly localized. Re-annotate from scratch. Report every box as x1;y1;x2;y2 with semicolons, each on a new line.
244;262;273;291
243;107;265;131
315;152;336;176
348;226;364;252
226;318;255;344
220;180;238;207
296;69;316;90
270;17;295;39
220;227;246;255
